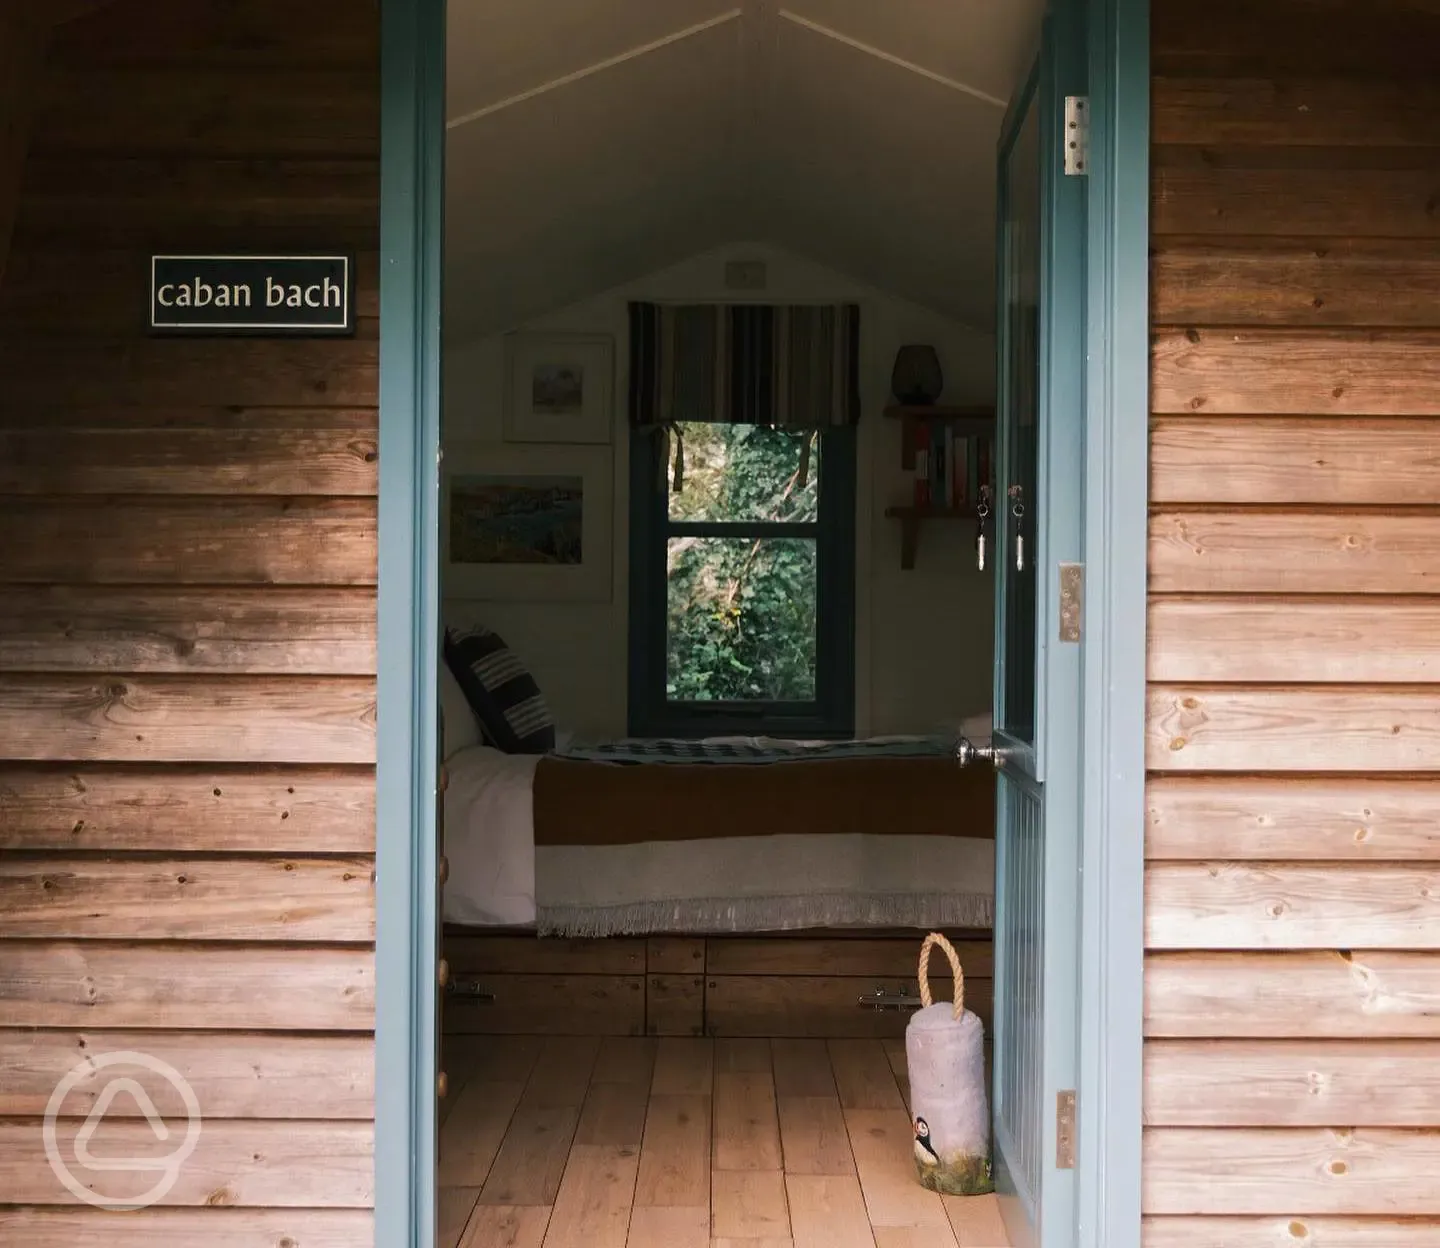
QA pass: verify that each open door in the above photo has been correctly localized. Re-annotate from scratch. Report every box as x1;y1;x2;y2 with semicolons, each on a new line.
968;3;1087;1245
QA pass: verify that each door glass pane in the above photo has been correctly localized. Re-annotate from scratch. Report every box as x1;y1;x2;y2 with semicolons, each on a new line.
667;423;820;523
666;536;817;702
1001;99;1041;745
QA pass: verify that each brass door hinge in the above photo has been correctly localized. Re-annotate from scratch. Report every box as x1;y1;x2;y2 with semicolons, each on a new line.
1058;563;1083;642
1056;1090;1076;1168
1063;96;1089;175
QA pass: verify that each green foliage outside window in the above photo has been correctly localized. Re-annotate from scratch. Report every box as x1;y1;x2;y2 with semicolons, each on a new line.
664;424;820;703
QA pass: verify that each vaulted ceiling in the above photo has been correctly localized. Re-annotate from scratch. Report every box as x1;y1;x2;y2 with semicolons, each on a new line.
443;0;1044;341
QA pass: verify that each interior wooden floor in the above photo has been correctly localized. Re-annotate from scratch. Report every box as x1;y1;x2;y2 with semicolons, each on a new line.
438;1033;1010;1248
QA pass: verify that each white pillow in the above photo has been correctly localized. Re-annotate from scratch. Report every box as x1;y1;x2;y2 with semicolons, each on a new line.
440;661;481;759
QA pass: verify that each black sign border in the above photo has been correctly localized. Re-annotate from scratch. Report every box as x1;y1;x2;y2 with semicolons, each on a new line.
148;254;358;339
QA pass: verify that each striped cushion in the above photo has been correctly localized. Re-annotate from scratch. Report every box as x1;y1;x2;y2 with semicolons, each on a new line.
443;627;556;755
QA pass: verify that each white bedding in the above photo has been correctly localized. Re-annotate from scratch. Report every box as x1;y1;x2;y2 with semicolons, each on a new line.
442;746;539;926
441;716;996;935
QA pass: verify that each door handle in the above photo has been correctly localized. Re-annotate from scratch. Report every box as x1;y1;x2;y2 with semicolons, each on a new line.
955;736;1004;770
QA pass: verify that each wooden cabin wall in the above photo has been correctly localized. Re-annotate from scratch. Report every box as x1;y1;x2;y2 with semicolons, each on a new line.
0;2;379;1242
1146;1;1440;1243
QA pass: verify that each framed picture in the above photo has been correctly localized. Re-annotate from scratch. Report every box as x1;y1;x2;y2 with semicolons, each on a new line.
442;442;614;601
502;332;614;444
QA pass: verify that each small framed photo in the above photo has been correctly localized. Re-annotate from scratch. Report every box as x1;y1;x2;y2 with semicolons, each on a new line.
442;442;614;602
503;332;614;444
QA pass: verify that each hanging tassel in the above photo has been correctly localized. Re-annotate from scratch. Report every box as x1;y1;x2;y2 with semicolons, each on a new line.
796;432;813;489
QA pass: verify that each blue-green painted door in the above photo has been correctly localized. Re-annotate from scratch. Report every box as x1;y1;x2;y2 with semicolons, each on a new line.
990;2;1086;1245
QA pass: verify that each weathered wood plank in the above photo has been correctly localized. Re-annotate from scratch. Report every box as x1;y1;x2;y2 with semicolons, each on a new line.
1147;597;1440;683
705;935;993;979
1148;512;1440;595
1152;329;1440;416
1143;1128;1440;1215
0;6;46;292
0;941;374;1029
0;1029;373;1117
1145;951;1440;1038
14;157;378;242
1150;418;1440;505
0;855;374;940
0;248;380;332
1152;0;1440;77
1148;685;1440;772
0;1119;372;1207
32;69;378;157
443;975;644;1037
0;1209;374;1248
443;935;645;976
0;404;376;431
0;764;375;853
1144;1039;1440;1127
1146;775;1440;861
0;429;378;494
0;674;375;764
0;337;378;407
0;586;376;675
1151;154;1440;240
1146;862;1440;949
1141;1215;1440;1247
1153;77;1440;147
48;0;379;69
705;976;991;1038
0;498;377;585
1152;240;1440;329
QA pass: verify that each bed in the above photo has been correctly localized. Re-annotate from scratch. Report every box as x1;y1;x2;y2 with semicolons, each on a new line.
441;723;997;938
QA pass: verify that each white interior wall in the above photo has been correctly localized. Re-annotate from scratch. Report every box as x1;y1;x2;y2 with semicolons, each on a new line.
442;242;994;739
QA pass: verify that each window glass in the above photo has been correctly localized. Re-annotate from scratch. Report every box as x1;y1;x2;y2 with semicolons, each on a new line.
665;535;817;702
667;423;820;524
1000;98;1040;746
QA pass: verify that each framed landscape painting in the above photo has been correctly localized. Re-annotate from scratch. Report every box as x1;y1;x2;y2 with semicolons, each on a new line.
502;332;614;444
442;442;613;601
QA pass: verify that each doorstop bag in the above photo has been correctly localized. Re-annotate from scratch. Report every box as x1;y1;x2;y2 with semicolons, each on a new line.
905;931;994;1194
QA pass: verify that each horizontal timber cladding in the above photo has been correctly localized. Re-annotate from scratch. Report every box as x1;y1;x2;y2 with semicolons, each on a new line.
0;498;377;585
1145;0;1440;1240
0;1120;373;1206
0;1210;376;1248
1143;1039;1440;1127
1140;1217;1440;1248
0;250;380;335
0;1030;374;1118
0;765;377;852
0;0;379;1233
0;942;375;1030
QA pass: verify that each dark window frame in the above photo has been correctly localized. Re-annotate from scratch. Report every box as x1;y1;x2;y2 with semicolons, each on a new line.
627;424;857;738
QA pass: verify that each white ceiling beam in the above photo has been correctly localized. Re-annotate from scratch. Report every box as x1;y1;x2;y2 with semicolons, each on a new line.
777;8;1007;108
447;8;744;130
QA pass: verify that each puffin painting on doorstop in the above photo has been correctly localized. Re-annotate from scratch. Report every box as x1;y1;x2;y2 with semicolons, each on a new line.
905;932;994;1194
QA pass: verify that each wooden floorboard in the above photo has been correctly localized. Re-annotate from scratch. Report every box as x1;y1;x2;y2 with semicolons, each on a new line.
439;1032;1009;1247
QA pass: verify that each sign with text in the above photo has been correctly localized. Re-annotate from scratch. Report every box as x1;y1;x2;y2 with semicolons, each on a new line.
149;255;355;335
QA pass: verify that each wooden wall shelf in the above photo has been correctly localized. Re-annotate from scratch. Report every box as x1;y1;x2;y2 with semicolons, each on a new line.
885;405;994;569
885;404;995;471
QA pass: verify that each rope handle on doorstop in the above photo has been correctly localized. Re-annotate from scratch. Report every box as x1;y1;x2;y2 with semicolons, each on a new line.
917;931;965;1019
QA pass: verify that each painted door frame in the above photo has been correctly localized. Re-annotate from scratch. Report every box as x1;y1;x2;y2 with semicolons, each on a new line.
375;1;444;1246
371;1;1149;1245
